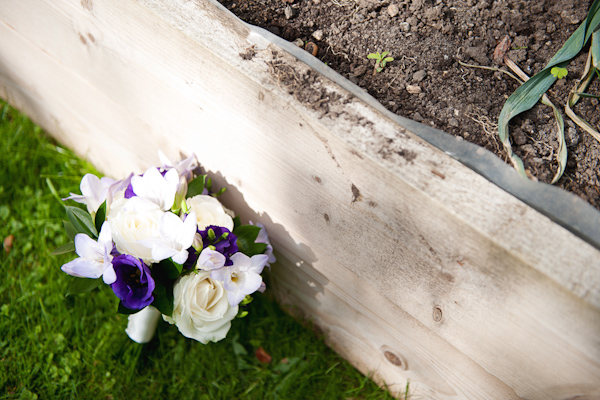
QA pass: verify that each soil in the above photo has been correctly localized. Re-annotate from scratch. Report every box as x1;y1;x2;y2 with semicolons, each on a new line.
218;0;600;210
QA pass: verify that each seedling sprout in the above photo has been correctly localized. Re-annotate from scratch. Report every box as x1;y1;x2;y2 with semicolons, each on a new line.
367;51;394;75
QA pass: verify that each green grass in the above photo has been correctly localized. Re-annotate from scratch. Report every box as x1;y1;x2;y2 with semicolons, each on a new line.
0;100;400;400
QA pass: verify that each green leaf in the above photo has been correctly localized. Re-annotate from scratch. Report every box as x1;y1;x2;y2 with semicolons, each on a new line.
63;220;78;241
367;53;379;59
384;57;394;62
66;206;98;239
148;259;181;317
154;259;183;281
234;225;268;257
94;202;106;233
186;175;206;198
231;333;248;356
117;302;139;315
151;278;173;316
550;66;568;79
576;92;600;99
539;94;566;184
233;224;260;247
66;277;102;296
381;51;389;57
592;30;599;69
232;216;242;231
51;242;75;255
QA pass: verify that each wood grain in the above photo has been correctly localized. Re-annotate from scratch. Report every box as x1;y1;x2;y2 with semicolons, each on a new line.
1;0;599;398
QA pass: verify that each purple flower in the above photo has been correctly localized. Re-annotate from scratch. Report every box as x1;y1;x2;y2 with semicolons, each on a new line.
110;254;155;310
205;226;238;263
124;183;136;199
184;225;238;269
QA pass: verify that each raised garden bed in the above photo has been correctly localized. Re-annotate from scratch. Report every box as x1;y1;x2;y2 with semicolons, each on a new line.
1;0;599;398
219;0;600;209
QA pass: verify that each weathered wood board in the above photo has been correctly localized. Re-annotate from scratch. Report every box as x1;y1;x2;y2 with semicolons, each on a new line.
1;0;599;398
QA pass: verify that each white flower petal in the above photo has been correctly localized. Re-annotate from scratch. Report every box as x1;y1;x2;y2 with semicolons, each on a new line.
186;195;233;231
210;266;230;282
80;174;104;201
198;248;226;271
131;167;178;210
98;222;112;244
180;212;197;247
158;150;172;167
230;252;250;268
108;197;165;262
166;272;237;343
240;272;263;294
150;241;178;262
171;250;189;265
227;289;246;308
103;264;117;285
248;254;269;274
74;234;103;261
63;174;113;214
61;257;103;279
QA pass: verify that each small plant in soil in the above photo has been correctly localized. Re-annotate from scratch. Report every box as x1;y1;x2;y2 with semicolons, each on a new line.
367;51;393;75
550;66;568;79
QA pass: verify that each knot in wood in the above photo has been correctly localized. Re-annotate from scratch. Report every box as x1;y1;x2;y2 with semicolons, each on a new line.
433;306;443;322
380;347;407;370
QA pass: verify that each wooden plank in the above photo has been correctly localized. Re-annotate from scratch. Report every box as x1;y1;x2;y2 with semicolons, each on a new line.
1;0;599;398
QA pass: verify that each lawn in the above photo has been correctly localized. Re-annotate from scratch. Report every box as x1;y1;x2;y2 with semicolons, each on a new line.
0;100;399;400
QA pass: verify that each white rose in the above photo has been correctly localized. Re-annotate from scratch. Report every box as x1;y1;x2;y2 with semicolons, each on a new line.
186;195;234;231
163;271;238;343
108;196;165;262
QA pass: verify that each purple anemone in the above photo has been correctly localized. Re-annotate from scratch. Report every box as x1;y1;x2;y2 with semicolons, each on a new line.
110;254;155;310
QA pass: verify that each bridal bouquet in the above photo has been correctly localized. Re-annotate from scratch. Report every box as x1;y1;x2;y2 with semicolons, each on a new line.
53;153;274;344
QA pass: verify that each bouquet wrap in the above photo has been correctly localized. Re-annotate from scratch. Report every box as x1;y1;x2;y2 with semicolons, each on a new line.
126;306;162;343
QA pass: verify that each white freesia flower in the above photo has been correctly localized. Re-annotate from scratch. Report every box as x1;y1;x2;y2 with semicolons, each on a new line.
139;212;197;264
61;222;116;284
108;197;165;262
63;173;133;217
186;195;234;231
211;252;268;307
131;167;180;211
196;248;226;270
63;174;116;215
105;173;132;213
163;270;238;344
250;221;276;266
158;151;198;182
